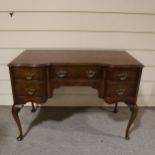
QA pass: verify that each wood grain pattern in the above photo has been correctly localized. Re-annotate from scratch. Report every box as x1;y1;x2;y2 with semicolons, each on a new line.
8;50;143;67
9;50;143;105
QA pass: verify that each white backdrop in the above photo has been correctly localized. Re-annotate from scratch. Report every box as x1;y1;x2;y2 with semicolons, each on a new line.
0;0;155;106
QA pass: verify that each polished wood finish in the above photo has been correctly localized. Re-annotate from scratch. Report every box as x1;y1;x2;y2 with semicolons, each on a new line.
8;50;143;140
9;50;143;67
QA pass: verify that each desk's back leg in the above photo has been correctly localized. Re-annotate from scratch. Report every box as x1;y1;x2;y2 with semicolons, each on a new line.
113;103;118;113
125;104;138;140
31;102;36;112
12;104;23;141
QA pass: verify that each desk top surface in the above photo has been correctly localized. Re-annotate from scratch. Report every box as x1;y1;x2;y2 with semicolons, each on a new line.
9;50;143;67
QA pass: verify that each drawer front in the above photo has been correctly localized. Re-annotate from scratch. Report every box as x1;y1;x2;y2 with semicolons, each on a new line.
106;84;137;97
52;65;101;79
12;67;45;80
108;68;139;81
14;81;46;97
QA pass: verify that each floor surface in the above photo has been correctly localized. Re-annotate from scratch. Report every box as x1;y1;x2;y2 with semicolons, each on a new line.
0;106;155;155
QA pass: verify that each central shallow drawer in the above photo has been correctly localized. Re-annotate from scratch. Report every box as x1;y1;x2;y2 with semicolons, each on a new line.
51;65;101;79
14;80;46;97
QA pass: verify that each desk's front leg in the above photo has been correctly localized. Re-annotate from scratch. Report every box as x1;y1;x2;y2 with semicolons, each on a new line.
125;104;139;140
12;104;23;141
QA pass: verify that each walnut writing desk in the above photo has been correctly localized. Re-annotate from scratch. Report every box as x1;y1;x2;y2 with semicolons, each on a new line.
8;50;143;141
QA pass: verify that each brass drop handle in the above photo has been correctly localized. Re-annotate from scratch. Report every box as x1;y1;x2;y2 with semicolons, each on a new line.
24;72;34;80
115;88;126;96
56;70;67;78
25;88;36;96
86;70;96;78
118;73;128;81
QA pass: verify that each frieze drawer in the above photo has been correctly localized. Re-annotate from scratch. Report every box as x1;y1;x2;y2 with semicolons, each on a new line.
51;65;101;79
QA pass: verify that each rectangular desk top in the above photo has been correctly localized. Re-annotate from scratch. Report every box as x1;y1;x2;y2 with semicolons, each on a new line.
9;50;143;67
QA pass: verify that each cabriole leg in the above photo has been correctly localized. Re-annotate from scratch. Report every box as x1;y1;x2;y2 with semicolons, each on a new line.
12;104;24;141
125;104;139;140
